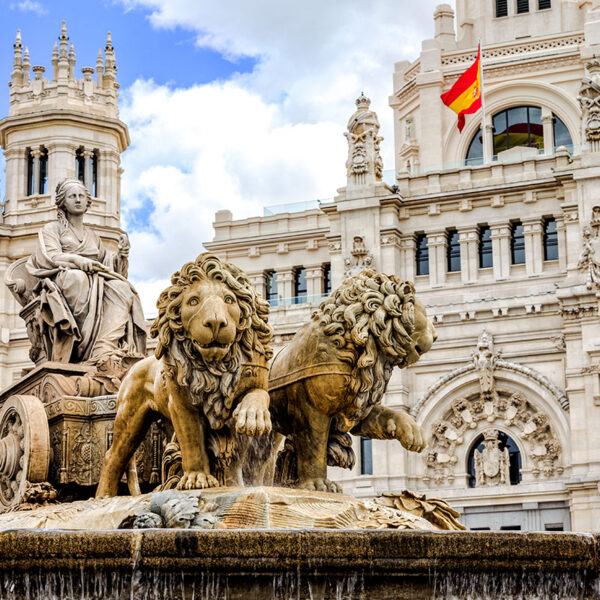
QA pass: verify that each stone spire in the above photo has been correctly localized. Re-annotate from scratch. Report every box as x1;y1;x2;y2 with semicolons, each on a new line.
96;49;104;88
51;42;58;82
22;47;30;85
68;42;76;82
11;30;23;87
57;21;70;83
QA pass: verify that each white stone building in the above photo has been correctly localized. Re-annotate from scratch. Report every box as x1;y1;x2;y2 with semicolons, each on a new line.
205;1;600;532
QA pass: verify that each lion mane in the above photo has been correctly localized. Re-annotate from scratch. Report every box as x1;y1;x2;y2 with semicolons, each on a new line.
150;253;273;429
312;269;418;420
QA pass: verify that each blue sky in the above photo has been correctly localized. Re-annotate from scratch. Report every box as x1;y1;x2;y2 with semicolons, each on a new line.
0;0;445;313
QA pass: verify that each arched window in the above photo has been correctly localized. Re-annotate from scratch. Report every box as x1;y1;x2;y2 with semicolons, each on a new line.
360;437;372;475
446;229;460;272
265;270;278;307
468;430;522;488
479;225;493;268
511;221;525;265
26;146;48;196
416;234;429;276
466;107;572;164
543;217;558;261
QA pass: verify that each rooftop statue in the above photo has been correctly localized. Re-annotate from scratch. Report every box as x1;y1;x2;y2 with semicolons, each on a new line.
96;253;274;497
6;178;146;368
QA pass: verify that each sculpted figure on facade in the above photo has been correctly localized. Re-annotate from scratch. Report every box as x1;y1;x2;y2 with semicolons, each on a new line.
5;178;146;367
343;235;374;277
96;253;274;497
471;330;499;399
578;59;600;150
578;207;600;289
473;429;511;487
269;270;437;492
344;93;384;185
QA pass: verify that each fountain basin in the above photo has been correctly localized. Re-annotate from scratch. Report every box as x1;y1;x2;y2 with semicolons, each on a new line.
0;529;596;599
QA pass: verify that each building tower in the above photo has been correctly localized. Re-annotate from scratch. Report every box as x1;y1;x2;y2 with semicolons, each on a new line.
0;22;130;386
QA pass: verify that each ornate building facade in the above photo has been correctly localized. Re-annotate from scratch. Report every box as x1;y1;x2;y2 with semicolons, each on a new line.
0;23;130;387
205;1;600;531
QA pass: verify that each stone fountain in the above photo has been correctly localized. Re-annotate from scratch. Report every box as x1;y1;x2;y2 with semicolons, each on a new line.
0;206;596;599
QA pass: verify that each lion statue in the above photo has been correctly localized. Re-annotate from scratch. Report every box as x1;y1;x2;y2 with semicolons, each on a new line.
96;253;273;497
268;270;436;492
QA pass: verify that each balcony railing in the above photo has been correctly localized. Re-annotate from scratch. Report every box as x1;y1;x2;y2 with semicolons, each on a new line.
268;293;329;307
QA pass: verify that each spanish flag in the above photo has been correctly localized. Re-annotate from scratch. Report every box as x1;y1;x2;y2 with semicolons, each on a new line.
441;45;482;132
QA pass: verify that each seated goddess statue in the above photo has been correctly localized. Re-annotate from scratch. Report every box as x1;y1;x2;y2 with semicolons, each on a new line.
22;178;147;366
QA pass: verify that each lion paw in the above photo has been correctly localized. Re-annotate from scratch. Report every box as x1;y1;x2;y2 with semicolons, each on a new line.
177;471;220;490
386;413;427;453
298;478;341;494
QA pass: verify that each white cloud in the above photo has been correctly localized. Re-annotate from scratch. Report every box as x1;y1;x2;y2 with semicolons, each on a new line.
117;0;455;309
9;0;47;15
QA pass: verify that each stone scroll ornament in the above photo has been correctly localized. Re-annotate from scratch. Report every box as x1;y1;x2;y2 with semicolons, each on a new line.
578;205;600;290
269;269;437;493
578;59;600;151
96;253;275;498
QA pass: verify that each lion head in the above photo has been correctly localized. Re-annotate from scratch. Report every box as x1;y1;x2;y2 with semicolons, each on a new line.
150;253;273;427
312;270;436;414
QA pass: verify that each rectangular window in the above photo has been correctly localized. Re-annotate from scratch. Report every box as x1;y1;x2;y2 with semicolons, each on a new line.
544;523;563;531
538;0;550;8
92;150;98;197
323;263;331;296
294;267;307;304
265;271;278;307
38;148;48;195
75;148;85;184
543;217;558;261
496;0;508;17
517;0;529;13
447;229;461;272
416;234;429;276
511;222;525;265
360;438;372;475
500;525;522;530
479;226;493;268
26;149;34;196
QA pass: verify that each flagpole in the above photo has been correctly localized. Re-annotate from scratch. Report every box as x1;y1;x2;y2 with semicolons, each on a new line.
479;39;489;165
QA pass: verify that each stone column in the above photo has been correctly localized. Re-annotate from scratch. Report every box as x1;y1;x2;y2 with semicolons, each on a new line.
305;265;324;302
30;148;41;196
328;239;344;290
83;149;94;194
484;114;494;162
556;216;567;272
427;231;446;287
523;217;543;277
542;109;555;155
47;143;76;192
247;272;267;300
399;235;416;281
2;149;22;215
278;268;294;306
458;226;478;283
490;223;510;280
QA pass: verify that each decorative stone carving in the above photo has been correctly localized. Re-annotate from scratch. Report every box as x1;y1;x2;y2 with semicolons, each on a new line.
471;330;500;400
96;253;274;498
343;235;374;277
578;59;600;150
344;93;383;186
412;331;569;417
424;391;563;487
268;270;435;492
473;429;511;487
578;206;600;290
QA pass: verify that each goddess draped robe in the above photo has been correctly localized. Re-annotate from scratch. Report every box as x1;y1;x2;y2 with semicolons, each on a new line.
26;222;147;364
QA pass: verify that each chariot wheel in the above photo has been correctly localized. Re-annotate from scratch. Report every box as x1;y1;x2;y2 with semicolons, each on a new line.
0;395;50;511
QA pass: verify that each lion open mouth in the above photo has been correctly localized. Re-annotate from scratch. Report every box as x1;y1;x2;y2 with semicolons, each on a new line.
203;340;229;349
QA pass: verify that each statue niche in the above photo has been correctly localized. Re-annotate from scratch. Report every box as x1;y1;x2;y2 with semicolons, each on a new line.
5;178;147;372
